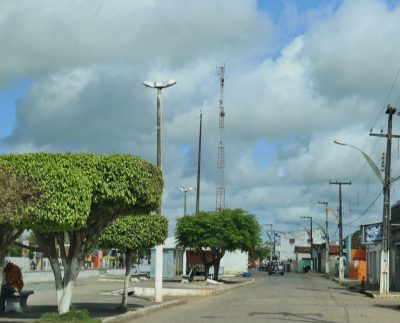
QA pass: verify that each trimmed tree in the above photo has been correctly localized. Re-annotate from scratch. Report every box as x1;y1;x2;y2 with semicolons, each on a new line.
98;214;168;309
175;208;261;280
0;153;162;314
0;165;41;283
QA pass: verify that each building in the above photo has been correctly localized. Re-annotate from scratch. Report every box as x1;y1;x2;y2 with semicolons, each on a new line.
150;237;248;278
275;228;325;262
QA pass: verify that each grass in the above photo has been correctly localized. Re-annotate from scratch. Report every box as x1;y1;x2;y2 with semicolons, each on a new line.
39;308;101;323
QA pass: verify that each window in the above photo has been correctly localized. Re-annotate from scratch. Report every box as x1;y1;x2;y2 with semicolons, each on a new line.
289;239;295;244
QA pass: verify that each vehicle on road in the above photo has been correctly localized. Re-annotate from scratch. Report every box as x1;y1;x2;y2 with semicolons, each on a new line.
268;261;284;275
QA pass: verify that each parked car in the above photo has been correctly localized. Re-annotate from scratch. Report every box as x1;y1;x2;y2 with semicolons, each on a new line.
268;261;284;275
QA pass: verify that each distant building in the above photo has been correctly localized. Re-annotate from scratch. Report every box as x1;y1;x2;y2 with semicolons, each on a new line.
275;228;325;262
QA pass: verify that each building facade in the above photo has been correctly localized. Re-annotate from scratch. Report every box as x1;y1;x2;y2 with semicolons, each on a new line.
275;228;325;262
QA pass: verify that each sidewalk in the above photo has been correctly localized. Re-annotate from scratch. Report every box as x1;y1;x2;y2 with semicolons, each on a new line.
0;275;254;322
329;275;400;299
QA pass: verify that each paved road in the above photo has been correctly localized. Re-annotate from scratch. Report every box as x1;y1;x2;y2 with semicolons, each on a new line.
133;270;400;323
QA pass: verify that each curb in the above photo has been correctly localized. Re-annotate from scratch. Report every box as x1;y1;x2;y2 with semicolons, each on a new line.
101;278;254;322
212;278;255;296
361;291;400;299
101;298;188;323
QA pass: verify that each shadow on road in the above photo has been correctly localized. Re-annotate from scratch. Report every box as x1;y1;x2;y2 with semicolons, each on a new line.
249;311;335;323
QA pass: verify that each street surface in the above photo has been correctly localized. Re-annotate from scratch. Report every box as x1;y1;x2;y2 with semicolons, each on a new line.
133;270;400;323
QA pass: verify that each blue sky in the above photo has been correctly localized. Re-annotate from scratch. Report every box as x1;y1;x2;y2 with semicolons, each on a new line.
1;0;400;243
0;79;30;139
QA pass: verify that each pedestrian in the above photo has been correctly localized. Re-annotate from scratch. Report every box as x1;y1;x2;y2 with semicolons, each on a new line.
0;262;24;313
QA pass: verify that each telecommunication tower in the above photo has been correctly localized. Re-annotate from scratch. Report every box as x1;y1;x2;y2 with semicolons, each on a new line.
216;64;225;210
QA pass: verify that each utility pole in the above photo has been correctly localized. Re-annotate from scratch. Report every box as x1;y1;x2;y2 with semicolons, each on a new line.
312;200;330;275
264;224;273;262
370;104;400;294
300;216;313;269
196;110;202;213
329;181;351;282
216;64;226;210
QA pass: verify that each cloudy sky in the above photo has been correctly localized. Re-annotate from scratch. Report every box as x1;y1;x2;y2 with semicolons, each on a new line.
1;0;400;242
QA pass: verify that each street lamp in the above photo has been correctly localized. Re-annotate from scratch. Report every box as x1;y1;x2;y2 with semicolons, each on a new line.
334;138;389;294
143;79;176;303
179;187;193;216
334;140;383;184
312;200;330;275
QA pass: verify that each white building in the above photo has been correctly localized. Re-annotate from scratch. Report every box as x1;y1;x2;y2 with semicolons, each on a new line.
275;228;325;261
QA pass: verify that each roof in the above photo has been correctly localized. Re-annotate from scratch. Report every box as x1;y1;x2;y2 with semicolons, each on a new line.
318;243;340;254
294;246;311;253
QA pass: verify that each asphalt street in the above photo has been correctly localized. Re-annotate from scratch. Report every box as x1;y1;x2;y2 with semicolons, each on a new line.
132;270;400;323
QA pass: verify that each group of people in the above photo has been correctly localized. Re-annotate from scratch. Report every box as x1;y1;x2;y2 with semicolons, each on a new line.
0;262;24;313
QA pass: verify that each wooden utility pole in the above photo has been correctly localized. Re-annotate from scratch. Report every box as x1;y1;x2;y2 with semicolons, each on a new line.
370;104;400;294
329;180;351;282
196;110;202;213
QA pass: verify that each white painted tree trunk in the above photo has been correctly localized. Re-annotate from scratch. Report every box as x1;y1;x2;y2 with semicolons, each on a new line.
121;249;132;309
57;281;75;314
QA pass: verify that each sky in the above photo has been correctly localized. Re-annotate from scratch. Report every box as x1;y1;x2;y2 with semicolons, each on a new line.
1;0;400;243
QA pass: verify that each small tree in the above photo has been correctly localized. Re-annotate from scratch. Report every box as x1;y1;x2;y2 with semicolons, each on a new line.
175;208;261;280
0;153;162;314
98;215;168;309
0;165;41;283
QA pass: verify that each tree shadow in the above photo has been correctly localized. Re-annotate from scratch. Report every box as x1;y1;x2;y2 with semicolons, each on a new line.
249;311;335;323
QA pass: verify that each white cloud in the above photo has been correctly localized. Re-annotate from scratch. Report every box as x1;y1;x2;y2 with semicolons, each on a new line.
1;0;399;238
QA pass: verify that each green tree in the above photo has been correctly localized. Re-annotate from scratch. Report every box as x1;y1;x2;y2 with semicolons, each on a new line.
175;208;261;280
0;153;162;314
0;165;41;283
249;242;269;263
98;215;168;309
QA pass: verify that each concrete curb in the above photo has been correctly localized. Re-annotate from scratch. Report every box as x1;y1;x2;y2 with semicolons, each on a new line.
328;275;400;299
211;278;255;296
101;278;254;322
362;291;400;299
101;298;188;323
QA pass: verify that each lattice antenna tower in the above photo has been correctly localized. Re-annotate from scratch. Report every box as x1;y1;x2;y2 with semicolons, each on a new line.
216;63;226;210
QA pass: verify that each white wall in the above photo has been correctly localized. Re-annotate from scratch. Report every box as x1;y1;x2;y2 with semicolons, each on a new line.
276;229;324;261
220;250;248;274
365;243;381;284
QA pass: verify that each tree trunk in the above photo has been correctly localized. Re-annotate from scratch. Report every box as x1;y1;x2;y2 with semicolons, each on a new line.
213;262;220;281
212;249;224;281
204;263;211;280
121;249;132;309
36;231;83;314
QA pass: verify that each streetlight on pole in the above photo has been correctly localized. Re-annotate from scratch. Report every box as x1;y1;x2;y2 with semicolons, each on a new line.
142;79;176;302
312;200;330;275
179;187;193;216
334;134;394;293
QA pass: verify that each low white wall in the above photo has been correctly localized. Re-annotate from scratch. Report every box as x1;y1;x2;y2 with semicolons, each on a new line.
23;269;101;284
5;257;30;272
220;251;248;274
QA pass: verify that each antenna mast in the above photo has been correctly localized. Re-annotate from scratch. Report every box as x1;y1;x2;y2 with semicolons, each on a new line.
216;64;225;210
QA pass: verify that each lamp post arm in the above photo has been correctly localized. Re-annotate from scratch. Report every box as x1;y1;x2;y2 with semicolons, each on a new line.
335;141;384;184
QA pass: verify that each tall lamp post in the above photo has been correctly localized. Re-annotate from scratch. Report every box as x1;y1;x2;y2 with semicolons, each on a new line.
179;187;193;216
312;200;330;275
334;137;390;293
143;79;176;302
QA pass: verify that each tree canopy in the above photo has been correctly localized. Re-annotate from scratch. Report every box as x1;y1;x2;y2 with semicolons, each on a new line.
99;214;168;251
175;208;261;280
0;165;42;283
0;153;163;314
98;214;168;309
